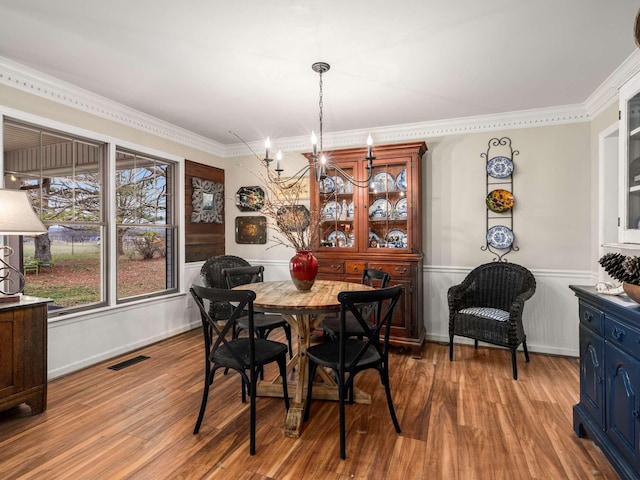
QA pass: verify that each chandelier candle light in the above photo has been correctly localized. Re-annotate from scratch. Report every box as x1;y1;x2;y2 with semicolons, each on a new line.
263;62;376;189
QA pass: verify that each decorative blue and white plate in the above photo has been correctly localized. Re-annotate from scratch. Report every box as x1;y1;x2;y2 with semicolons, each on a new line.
320;176;335;194
486;225;514;249
369;198;392;219
322;200;342;220
327;229;348;246
486;156;514;179
396;168;407;191
370;172;395;192
386;229;407;248
395;197;407;218
333;176;346;194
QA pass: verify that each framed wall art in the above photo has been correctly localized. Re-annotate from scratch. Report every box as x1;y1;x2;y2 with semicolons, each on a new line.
235;216;267;244
236;186;265;212
191;177;224;224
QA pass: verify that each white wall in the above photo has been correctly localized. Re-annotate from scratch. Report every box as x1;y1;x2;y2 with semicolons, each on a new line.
0;64;621;378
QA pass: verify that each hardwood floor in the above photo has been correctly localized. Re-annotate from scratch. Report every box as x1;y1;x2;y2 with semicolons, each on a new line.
0;329;620;479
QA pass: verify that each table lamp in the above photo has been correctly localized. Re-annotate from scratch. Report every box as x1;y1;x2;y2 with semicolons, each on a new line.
0;189;48;302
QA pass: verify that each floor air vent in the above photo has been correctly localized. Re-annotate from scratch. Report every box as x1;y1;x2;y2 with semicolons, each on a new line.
108;355;150;371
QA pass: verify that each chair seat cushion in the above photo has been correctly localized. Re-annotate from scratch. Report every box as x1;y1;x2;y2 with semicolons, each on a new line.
321;315;372;337
212;338;288;369
236;313;288;330
458;307;510;322
306;339;381;369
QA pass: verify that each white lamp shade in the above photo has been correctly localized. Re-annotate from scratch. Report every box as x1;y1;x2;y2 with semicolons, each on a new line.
0;189;48;235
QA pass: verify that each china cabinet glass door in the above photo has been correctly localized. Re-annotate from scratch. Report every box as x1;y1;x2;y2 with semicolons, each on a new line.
318;163;357;249
619;77;640;244
366;161;409;251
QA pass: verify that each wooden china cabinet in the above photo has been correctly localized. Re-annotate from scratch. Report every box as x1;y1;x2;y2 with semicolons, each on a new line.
306;141;427;354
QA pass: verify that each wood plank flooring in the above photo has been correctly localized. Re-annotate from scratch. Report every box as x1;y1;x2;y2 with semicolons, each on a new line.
0;329;620;479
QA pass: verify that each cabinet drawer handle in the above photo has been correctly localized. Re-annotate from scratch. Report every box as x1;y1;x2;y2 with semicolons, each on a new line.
330;264;342;271
633;410;640;420
394;267;408;274
596;375;602;384
612;326;626;341
353;266;359;272
583;311;593;323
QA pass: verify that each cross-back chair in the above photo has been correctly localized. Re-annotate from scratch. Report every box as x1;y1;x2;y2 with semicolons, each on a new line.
190;284;289;455
320;268;391;341
222;265;293;358
304;284;403;459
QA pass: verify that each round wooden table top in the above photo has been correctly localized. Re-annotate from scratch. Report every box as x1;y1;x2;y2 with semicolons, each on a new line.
232;280;373;315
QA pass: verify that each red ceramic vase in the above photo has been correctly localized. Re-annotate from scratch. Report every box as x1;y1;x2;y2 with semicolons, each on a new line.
289;250;318;291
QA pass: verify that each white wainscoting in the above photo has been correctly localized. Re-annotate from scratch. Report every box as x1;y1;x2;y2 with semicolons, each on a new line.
257;260;593;358
425;265;594;357
47;263;205;379
47;261;593;379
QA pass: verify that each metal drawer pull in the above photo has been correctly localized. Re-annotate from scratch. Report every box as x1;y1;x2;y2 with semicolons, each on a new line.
611;326;626;341
583;312;593;323
394;267;408;274
330;264;341;271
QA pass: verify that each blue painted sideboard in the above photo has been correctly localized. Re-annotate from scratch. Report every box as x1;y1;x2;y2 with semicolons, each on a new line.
571;285;640;480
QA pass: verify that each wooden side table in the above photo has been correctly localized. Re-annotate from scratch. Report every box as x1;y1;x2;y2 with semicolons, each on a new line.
0;296;50;414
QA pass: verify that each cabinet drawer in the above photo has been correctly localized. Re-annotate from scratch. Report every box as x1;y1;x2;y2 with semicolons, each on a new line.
578;301;604;335
345;261;366;275
318;261;344;274
368;262;412;278
604;315;640;358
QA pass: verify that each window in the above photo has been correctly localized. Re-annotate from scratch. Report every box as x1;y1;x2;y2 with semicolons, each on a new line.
115;148;177;301
2;119;179;315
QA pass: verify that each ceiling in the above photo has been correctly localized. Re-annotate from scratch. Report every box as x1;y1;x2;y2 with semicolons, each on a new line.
0;1;638;148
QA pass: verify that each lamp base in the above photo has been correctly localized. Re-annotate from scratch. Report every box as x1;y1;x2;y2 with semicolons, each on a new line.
0;293;21;303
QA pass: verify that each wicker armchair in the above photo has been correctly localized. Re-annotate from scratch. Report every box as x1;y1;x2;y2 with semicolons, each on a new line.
448;262;536;380
200;255;251;320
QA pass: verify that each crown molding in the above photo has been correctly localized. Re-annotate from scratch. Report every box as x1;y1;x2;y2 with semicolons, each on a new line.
0;55;618;161
0;56;226;157
585;49;640;118
225;104;589;158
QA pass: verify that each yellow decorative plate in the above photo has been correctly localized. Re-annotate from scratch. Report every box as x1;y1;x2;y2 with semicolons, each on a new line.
486;189;514;213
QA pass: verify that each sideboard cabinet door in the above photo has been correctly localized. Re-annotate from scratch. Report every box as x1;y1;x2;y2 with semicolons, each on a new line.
0;299;48;415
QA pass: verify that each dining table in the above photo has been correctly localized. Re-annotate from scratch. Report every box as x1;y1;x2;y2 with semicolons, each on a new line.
231;279;374;437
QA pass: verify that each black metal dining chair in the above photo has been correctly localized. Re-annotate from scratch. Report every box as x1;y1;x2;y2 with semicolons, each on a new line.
222;265;293;359
320;268;391;341
304;285;403;459
190;284;289;455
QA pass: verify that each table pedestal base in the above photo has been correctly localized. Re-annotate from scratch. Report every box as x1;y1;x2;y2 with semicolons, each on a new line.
255;312;371;437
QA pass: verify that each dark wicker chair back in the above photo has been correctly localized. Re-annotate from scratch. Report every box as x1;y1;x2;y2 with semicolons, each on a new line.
189;284;289;455
448;262;536;380
200;255;250;320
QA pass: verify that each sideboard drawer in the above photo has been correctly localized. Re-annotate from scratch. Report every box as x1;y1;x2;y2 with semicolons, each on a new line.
319;261;344;274
345;261;366;275
604;315;640;358
368;262;412;278
579;301;604;336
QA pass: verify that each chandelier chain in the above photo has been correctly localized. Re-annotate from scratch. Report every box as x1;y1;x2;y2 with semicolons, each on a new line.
318;70;324;155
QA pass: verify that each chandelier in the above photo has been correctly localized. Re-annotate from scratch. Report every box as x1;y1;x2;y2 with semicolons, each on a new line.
263;62;375;189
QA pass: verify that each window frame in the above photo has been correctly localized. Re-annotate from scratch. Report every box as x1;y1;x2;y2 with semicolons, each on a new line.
1;110;185;319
